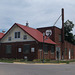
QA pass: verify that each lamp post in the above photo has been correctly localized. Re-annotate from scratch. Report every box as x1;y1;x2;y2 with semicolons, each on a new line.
43;32;45;63
42;30;52;63
39;49;42;62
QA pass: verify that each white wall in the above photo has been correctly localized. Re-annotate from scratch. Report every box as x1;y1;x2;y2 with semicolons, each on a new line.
1;25;35;43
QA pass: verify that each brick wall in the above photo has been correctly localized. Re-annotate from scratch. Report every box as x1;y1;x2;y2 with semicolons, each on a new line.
37;26;75;60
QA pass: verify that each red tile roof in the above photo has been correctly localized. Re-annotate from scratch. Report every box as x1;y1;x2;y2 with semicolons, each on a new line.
15;23;56;44
0;33;4;39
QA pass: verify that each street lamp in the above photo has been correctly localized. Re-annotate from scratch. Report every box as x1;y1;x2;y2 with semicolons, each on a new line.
43;32;45;63
42;30;52;63
39;49;42;62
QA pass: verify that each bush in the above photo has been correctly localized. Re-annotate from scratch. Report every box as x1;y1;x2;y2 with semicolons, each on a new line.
33;59;51;63
33;59;41;62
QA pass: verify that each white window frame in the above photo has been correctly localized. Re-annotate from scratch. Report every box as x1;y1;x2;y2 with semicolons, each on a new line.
23;35;27;40
8;37;12;41
18;48;22;52
14;31;20;39
31;48;35;52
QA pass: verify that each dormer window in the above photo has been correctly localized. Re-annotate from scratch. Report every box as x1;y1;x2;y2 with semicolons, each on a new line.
23;35;27;40
15;32;20;38
8;37;11;41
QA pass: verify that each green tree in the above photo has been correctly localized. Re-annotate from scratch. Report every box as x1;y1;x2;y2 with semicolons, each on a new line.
64;20;75;44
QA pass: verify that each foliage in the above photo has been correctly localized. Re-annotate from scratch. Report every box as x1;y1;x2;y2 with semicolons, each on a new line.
64;20;75;44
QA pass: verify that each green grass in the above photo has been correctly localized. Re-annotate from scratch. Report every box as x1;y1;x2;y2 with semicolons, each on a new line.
0;58;15;63
0;58;75;64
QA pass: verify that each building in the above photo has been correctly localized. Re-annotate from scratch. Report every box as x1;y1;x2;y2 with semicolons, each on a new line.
0;22;75;60
0;23;56;60
37;26;75;60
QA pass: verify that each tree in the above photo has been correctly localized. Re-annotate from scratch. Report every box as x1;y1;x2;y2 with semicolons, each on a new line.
64;20;75;44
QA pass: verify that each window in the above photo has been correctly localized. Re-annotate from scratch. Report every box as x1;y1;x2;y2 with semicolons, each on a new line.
23;35;27;40
71;49;73;56
15;32;20;38
8;37;11;41
31;48;35;52
51;46;55;53
23;44;30;54
65;48;67;55
59;34;61;42
18;48;21;52
6;45;12;54
44;45;48;54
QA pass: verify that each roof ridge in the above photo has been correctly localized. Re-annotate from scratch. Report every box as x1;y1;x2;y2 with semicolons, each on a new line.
16;23;37;30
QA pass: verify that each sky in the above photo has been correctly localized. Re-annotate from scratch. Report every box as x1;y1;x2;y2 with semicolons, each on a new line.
0;0;75;34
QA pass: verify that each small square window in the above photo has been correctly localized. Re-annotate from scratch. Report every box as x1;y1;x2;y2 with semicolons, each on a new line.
31;48;35;52
18;48;21;52
8;37;11;41
23;35;27;40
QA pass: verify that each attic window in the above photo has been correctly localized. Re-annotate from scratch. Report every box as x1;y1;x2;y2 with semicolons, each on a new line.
8;37;11;41
23;35;27;40
15;32;20;38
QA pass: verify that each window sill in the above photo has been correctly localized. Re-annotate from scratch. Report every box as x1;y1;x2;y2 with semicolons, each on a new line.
44;53;48;54
51;53;54;54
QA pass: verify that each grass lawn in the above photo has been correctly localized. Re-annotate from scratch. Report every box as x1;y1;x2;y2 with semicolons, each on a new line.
0;58;75;64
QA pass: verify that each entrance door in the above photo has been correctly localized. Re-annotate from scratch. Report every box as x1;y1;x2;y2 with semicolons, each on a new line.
56;47;61;60
17;46;23;59
69;49;71;59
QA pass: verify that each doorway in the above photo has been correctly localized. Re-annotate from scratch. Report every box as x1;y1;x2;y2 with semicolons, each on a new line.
56;47;61;60
69;49;71;59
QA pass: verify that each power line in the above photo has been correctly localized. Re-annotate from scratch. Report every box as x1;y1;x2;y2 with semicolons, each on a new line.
53;14;62;26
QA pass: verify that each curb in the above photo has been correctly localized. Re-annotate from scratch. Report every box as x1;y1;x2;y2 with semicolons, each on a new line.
13;62;66;65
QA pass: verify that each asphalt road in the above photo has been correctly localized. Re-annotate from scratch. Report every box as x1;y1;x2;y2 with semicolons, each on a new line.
0;63;75;75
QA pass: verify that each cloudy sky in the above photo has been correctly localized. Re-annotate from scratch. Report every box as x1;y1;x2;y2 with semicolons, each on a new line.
0;0;75;34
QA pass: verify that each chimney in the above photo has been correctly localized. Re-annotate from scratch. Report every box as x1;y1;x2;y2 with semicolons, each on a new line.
26;21;29;27
2;30;5;33
62;8;64;43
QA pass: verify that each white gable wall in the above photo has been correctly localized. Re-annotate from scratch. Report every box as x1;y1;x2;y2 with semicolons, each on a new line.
1;25;35;43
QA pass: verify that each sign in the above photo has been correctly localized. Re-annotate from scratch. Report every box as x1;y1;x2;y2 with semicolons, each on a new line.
46;30;52;37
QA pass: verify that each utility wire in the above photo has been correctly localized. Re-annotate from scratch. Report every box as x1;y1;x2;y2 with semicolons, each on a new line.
53;14;62;26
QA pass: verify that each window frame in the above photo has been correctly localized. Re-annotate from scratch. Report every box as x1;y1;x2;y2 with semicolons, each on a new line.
8;37;12;41
23;44;30;54
65;48;67;56
59;34;61;42
51;45;55;54
23;35;27;40
14;32;20;39
44;45;48;54
6;45;12;54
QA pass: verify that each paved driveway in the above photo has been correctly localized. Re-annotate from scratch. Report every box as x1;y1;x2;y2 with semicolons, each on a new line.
0;63;75;75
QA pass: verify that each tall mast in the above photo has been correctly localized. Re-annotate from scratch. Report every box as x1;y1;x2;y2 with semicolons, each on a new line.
62;8;64;43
